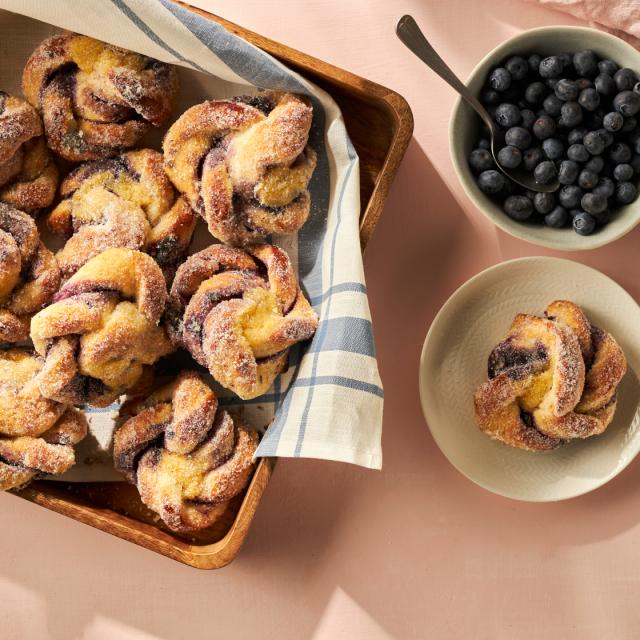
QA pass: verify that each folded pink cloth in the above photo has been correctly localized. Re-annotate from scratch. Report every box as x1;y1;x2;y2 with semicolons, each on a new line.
527;0;640;48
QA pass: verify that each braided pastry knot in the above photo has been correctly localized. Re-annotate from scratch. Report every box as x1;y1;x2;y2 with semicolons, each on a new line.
474;301;626;451
163;92;317;245
113;371;259;532
47;149;196;279
167;244;319;399
30;248;174;407
0;92;58;212
0;203;60;343
0;349;87;490
22;34;179;162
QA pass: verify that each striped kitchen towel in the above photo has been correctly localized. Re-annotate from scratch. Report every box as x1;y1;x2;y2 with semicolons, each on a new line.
0;0;383;471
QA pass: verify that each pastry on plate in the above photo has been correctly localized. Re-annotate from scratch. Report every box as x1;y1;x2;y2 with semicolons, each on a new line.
22;34;179;162
47;149;196;279
166;243;319;399
113;371;259;532
0;91;58;213
474;300;626;451
0;348;87;490
0;203;60;343
163;91;317;245
30;248;173;407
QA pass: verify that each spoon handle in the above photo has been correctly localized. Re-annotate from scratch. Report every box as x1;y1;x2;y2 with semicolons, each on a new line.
396;15;494;131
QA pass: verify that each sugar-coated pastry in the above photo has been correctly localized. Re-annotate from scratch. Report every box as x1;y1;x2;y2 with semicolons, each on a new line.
0;348;87;490
22;34;179;162
166;243;319;399
30;248;173;407
474;300;626;451
0;92;58;213
0;203;60;343
113;371;259;532
163;92;316;245
47;149;196;279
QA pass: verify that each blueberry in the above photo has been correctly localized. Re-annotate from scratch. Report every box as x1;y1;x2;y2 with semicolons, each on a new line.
503;195;534;221
573;50;598;77
577;88;600;112
543;94;563;117
599;128;614;147
567;143;589;162
593;177;615;198
631;154;640;173
478;138;491;150
583;130;607;155
594;73;616;96
614;68;638;92
481;88;500;105
585;156;604;174
609;142;632;164
533;191;555;214
505;126;532;150
523;147;545;171
495;103;521;128
478;170;506;194
634;82;640;95
505;56;528;81
534;160;557;184
568;127;588;145
489;67;512;92
598;59;619;76
622;116;638;132
581;192;607;215
497;145;522;169
558;160;580;185
542;137;564;160
525;82;547;105
573;211;597;235
558;53;573;70
616;181;638;204
613;90;640;116
576;78;594;91
614;163;634;181
528;54;542;74
554;79;578;102
578;169;599;190
532;114;556;139
469;148;495;173
559;101;583;128
603;111;624;132
545;205;569;227
539;56;563;79
520;108;536;130
559;184;583;208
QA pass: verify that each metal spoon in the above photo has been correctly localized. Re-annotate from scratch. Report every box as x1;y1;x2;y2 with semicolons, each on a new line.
396;14;559;193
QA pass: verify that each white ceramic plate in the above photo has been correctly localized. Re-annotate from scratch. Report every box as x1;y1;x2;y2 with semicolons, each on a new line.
419;257;640;501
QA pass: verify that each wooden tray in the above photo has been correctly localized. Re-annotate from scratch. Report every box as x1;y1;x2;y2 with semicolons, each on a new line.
9;2;413;570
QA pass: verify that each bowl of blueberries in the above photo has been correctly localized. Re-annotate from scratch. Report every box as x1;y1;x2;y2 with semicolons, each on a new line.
450;26;640;250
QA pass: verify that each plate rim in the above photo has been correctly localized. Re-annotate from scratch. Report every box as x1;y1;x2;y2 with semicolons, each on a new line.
419;255;640;502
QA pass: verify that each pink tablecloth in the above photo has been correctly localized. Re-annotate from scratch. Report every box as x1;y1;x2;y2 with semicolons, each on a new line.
3;1;640;639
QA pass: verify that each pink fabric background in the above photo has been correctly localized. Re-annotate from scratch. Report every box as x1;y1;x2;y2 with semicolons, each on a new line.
3;1;640;638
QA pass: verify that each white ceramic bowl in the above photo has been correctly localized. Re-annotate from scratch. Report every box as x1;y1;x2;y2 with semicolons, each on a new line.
449;26;640;251
419;257;640;501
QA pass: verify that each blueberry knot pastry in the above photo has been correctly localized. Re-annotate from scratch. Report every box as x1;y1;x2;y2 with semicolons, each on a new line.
22;34;179;162
163;91;316;245
0;203;60;343
113;371;259;532
474;301;626;451
166;244;319;399
0;348;87;490
0;92;58;213
47;149;196;279
30;248;173;407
